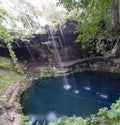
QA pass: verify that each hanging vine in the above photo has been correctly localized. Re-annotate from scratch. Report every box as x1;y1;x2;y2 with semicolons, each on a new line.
0;9;22;73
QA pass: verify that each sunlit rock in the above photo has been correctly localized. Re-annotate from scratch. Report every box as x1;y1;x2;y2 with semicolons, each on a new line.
0;0;66;38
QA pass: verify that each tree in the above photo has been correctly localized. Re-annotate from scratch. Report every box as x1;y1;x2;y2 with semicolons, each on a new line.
57;0;89;10
58;0;119;48
112;0;120;27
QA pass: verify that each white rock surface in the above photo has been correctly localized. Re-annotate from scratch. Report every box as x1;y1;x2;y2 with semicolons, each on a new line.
0;0;66;37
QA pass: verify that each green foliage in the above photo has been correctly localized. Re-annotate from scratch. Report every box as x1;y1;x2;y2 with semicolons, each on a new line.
74;64;81;73
2;27;22;73
0;96;6;103
40;67;57;78
21;115;29;125
57;0;78;11
0;8;8;22
49;117;87;125
6;42;23;73
0;8;22;73
20;99;120;125
58;0;112;49
65;8;79;22
57;0;89;11
95;39;107;54
48;99;120;125
0;56;22;93
0;69;22;93
76;0;112;45
0;56;14;71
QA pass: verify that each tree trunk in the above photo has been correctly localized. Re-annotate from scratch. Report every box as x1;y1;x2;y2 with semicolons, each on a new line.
119;0;120;24
111;0;120;27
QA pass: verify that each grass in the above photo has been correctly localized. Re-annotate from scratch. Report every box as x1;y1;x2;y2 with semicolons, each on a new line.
0;56;14;70
0;56;22;93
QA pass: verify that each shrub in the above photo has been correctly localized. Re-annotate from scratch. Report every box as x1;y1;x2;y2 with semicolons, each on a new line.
40;67;57;78
21;115;29;125
0;56;14;71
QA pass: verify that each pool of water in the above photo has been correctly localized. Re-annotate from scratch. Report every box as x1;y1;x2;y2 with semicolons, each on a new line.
21;71;120;124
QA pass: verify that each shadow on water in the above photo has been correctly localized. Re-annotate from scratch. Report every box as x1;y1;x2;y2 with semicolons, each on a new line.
21;71;120;125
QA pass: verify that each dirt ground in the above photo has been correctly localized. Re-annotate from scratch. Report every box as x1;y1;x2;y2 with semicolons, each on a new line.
0;81;26;125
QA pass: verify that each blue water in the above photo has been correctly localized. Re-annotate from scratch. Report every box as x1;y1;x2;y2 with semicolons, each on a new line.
21;71;120;125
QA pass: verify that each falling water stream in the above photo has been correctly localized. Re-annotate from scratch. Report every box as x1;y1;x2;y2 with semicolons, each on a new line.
59;25;66;45
47;25;71;90
59;25;80;93
24;42;36;64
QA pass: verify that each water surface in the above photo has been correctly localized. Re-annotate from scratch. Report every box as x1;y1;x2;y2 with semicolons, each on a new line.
21;71;120;124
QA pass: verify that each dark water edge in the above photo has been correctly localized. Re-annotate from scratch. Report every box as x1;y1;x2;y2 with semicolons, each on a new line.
21;71;120;125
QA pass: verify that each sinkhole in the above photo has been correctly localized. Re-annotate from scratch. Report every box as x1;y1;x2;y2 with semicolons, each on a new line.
21;71;120;125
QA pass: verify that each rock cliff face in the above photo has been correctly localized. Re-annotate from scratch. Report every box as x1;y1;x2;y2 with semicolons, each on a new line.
0;0;87;75
0;17;80;64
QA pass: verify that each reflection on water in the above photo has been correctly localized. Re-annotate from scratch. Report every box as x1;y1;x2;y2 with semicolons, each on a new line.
21;71;120;125
100;94;108;99
63;84;72;90
46;112;57;122
29;112;57;124
83;86;91;91
73;89;79;94
96;92;100;95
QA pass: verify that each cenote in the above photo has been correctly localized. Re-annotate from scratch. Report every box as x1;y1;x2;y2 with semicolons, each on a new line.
21;71;120;125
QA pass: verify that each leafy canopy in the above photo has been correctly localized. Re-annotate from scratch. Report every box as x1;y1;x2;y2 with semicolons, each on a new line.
57;0;89;10
76;0;112;44
58;0;112;47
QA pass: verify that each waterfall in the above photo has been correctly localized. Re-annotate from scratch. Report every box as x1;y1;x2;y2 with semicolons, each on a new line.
59;25;66;46
59;25;80;93
47;25;71;90
24;41;36;80
24;42;36;63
